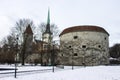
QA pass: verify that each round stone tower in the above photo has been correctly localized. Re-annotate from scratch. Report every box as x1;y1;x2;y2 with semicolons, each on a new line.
59;25;109;66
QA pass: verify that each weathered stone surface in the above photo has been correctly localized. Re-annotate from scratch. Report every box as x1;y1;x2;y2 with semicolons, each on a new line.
59;31;109;66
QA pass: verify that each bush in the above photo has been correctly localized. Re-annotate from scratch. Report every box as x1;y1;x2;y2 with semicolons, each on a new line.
110;59;120;64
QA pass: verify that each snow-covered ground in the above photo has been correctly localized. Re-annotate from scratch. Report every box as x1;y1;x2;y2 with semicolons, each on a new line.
0;64;120;80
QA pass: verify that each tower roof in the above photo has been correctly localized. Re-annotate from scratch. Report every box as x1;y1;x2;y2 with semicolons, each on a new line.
44;9;52;34
47;9;50;25
24;24;33;34
60;25;109;36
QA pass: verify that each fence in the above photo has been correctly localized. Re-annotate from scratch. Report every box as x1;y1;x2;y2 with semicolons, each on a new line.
0;68;17;78
0;65;82;78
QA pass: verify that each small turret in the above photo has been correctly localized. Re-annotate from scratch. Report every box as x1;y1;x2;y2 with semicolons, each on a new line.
23;24;33;54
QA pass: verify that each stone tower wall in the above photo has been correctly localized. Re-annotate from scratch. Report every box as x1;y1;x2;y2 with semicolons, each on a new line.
59;31;109;66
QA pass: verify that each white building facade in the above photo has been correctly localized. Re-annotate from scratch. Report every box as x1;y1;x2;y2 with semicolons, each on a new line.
59;25;109;66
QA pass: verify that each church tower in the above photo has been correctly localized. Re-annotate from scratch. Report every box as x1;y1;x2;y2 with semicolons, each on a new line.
42;9;53;43
24;24;33;54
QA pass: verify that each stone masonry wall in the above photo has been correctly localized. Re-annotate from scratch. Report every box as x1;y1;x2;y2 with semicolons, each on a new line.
59;31;109;66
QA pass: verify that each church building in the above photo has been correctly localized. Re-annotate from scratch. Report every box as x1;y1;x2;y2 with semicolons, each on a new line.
23;10;54;65
42;9;53;43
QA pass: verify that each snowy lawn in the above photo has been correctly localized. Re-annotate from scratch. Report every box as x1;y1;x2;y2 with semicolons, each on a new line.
0;64;120;80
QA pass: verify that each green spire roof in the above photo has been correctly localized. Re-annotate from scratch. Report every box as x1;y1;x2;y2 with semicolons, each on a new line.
44;9;52;34
47;9;50;24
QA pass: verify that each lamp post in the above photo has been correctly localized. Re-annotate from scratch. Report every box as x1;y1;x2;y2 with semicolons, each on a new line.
40;41;43;66
15;35;18;78
51;40;59;72
72;48;74;70
15;55;17;78
52;41;55;72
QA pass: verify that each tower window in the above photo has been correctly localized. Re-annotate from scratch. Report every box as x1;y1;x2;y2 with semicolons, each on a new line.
82;45;86;48
61;54;63;56
69;45;72;48
43;44;48;50
74;53;78;56
98;45;101;48
104;37;107;40
73;36;78;39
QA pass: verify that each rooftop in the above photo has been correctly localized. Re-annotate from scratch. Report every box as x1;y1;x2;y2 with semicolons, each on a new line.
24;24;33;34
60;25;109;36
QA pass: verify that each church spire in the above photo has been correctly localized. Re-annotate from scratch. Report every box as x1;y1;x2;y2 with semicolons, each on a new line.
42;9;53;43
47;8;50;25
44;9;52;34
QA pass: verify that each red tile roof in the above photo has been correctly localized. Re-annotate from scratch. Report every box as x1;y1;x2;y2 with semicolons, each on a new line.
59;25;109;36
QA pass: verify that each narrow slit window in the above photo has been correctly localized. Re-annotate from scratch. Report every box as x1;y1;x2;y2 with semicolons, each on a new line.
98;45;101;48
104;37;107;40
74;53;78;56
74;36;78;39
69;45;72;48
82;45;86;48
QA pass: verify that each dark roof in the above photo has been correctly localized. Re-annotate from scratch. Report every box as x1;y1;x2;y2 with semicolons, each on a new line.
35;40;48;44
24;24;33;34
44;24;52;34
43;9;52;35
59;25;109;36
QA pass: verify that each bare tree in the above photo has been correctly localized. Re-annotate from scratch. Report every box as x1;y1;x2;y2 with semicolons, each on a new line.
37;22;59;40
0;34;17;64
12;18;36;44
10;18;36;65
109;44;120;58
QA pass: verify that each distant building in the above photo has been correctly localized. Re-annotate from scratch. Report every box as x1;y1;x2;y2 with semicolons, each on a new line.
23;24;33;55
59;25;109;66
42;9;53;43
23;10;56;65
22;24;34;64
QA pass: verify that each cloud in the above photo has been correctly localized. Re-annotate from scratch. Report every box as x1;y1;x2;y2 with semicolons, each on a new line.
0;0;120;46
0;16;12;39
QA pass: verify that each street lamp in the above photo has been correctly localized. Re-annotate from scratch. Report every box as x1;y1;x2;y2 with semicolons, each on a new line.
52;41;55;72
40;41;43;66
15;35;18;78
51;40;59;72
71;48;74;70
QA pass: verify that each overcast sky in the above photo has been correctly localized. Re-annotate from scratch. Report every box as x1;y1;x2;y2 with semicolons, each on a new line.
0;0;120;46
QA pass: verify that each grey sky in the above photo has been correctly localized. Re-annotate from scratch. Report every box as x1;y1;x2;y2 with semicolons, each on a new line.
0;0;120;46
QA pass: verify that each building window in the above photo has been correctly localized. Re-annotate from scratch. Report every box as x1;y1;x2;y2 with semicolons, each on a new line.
74;53;78;56
73;36;78;39
69;45;72;48
43;44;48;50
43;36;47;39
82;45;86;48
61;54;63;56
98;45;101;48
104;37;107;40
